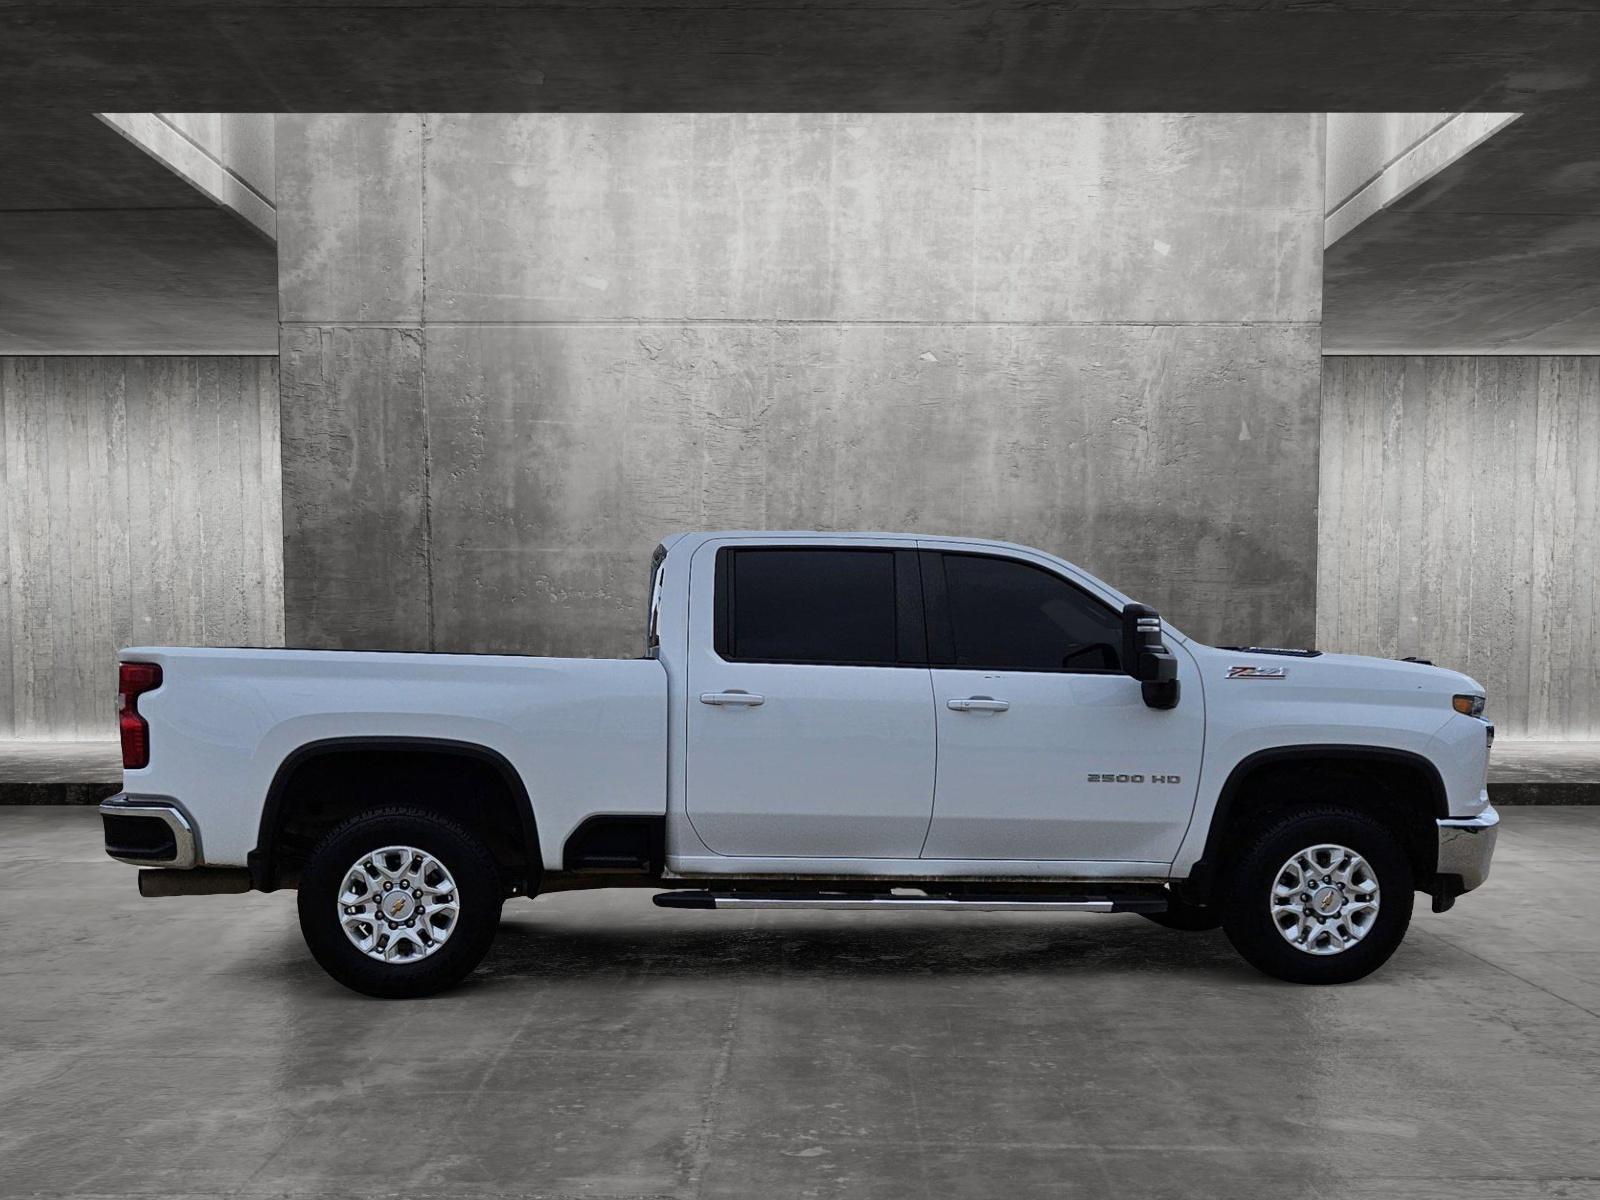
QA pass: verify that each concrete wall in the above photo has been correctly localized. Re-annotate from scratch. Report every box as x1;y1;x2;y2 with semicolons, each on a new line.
1319;356;1599;738
278;113;1324;657
0;356;283;738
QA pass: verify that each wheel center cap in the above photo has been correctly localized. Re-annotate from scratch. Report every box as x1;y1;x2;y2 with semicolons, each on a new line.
1312;886;1342;915
383;891;416;922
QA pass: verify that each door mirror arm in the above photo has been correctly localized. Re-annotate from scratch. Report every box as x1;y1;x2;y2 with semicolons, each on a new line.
1121;603;1180;710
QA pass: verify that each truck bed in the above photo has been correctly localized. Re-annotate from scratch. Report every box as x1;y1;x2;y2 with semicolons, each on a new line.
120;647;669;871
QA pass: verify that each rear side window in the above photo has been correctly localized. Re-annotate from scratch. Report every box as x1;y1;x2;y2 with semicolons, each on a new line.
938;553;1122;672
717;549;902;666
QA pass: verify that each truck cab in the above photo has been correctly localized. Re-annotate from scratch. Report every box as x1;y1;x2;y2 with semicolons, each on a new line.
101;531;1500;997
656;532;1197;872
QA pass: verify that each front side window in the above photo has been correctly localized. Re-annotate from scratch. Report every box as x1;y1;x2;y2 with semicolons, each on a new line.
719;549;900;665
940;553;1122;672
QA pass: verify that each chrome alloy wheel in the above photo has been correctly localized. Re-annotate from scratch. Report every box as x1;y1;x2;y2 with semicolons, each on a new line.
1270;843;1380;956
337;845;461;963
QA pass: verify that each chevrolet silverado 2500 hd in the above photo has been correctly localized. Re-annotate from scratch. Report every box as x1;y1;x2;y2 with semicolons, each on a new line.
101;532;1499;997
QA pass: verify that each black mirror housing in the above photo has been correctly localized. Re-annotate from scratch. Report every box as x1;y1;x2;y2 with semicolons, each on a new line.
1121;603;1180;709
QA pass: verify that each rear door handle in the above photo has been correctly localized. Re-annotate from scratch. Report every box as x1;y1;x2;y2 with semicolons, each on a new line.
947;697;1009;712
701;691;765;707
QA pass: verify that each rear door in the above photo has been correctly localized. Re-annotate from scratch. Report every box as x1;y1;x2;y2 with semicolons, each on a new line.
685;541;936;859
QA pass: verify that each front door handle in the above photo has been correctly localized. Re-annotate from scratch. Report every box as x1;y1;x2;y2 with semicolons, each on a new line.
947;697;1009;712
701;691;765;707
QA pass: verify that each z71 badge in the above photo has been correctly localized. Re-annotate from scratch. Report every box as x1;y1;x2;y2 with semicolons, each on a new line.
1227;665;1288;679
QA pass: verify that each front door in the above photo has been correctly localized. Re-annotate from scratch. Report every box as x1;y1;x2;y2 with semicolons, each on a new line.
686;543;936;859
919;549;1204;864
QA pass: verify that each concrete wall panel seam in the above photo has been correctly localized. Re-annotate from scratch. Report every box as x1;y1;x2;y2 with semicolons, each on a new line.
418;113;437;652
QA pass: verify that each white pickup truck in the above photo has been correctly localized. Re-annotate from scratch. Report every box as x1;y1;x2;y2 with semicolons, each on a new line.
102;531;1499;997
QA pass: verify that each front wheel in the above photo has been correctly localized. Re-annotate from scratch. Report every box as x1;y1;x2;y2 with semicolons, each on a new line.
297;806;503;998
1221;806;1413;985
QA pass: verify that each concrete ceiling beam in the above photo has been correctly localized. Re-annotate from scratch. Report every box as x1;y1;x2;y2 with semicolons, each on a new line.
2;5;1599;112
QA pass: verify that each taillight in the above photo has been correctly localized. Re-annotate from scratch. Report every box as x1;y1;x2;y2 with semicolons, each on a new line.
118;662;162;769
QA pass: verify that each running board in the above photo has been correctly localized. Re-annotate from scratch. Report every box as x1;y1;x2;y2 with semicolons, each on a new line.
652;890;1166;914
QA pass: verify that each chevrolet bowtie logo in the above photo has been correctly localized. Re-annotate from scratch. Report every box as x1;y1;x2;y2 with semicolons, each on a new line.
390;898;407;915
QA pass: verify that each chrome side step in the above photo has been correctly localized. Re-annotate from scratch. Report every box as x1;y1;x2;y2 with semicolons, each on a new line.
652;890;1166;914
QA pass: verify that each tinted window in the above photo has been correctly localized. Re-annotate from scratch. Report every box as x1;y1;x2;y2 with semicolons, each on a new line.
724;549;899;665
941;554;1122;671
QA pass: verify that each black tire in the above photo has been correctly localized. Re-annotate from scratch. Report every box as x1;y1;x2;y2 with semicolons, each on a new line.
1142;895;1222;932
297;805;503;999
1220;806;1413;985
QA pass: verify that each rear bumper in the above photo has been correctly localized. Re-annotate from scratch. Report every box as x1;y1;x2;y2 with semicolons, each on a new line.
1437;804;1499;894
99;794;198;869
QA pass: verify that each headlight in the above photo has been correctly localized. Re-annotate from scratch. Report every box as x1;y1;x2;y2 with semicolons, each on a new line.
1453;693;1485;717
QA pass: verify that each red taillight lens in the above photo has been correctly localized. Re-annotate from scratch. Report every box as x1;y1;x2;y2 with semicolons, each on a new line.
119;709;148;768
118;662;162;769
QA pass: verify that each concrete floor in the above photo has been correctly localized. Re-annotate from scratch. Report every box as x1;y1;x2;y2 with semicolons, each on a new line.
4;808;1599;1199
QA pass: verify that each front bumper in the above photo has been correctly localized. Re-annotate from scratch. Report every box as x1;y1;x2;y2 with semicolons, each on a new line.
99;794;197;869
1437;804;1499;894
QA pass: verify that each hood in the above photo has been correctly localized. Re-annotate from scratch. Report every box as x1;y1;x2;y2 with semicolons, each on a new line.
1194;643;1483;699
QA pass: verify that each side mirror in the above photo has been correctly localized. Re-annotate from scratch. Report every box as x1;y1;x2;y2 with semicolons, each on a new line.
1121;603;1180;710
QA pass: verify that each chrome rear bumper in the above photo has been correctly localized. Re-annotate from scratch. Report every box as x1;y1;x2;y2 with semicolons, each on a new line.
1437;805;1499;893
99;795;198;869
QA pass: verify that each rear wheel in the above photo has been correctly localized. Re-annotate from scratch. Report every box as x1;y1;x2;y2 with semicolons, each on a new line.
297;805;502;998
1221;806;1413;985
